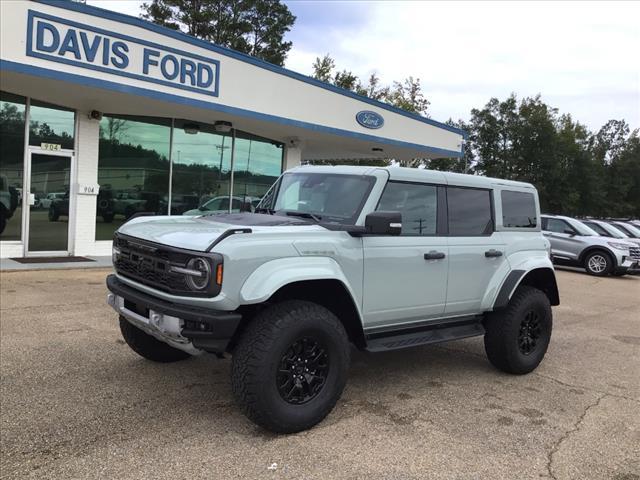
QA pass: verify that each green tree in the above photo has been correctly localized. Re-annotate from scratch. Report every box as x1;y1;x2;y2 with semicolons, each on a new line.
141;0;296;66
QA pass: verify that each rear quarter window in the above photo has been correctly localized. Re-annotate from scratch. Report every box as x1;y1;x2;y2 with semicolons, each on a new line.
501;190;537;228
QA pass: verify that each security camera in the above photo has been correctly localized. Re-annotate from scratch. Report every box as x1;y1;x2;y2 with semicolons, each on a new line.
89;110;103;121
285;137;301;149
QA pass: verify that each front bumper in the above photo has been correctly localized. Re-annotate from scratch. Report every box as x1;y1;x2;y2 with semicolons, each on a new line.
106;274;242;354
615;262;640;275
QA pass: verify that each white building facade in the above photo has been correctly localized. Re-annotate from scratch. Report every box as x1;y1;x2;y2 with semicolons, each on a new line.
0;0;465;258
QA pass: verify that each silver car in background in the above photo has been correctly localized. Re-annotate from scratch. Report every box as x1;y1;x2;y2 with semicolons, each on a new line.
580;219;640;247
541;214;639;276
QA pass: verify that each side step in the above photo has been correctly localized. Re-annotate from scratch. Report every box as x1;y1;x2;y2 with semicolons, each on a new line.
364;319;485;353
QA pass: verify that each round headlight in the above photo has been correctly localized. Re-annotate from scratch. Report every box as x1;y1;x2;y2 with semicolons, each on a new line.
185;257;211;291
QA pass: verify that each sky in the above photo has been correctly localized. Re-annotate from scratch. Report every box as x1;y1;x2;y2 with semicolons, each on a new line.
87;0;640;132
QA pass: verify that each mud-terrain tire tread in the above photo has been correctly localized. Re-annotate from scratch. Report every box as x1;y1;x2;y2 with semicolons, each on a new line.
119;316;191;363
484;285;552;375
231;300;350;433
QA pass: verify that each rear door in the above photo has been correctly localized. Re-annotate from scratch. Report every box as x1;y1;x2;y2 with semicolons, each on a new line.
542;217;582;261
445;186;507;315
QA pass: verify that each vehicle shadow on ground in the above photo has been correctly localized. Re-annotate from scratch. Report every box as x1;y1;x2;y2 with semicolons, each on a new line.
108;337;493;436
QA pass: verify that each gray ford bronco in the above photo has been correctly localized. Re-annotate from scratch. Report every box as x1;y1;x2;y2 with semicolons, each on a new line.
107;166;559;433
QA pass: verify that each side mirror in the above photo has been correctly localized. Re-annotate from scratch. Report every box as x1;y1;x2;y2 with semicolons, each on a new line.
365;211;402;235
564;229;576;236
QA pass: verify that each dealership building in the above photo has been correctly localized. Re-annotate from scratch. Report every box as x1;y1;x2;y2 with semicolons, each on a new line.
0;0;465;259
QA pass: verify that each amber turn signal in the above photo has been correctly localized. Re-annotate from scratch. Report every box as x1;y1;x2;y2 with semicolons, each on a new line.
215;264;223;285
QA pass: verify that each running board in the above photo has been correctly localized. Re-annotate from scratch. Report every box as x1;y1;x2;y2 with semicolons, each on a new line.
364;319;485;353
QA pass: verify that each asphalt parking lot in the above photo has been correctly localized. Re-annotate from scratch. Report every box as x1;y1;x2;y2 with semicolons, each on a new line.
0;268;638;480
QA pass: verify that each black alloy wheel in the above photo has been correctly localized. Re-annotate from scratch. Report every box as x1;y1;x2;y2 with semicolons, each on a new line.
277;337;329;405
518;310;542;355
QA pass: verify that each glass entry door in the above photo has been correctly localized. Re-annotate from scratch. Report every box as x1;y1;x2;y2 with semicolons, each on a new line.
27;152;72;253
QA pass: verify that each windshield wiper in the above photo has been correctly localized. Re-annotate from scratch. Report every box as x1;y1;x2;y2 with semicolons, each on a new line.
255;207;275;214
276;210;322;222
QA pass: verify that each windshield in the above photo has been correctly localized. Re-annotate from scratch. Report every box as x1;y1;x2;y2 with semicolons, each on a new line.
261;172;376;224
613;222;640;238
568;218;599;236
598;222;627;238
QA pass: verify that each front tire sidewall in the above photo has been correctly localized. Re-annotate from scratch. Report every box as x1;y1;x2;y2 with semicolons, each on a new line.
232;301;350;433
584;251;613;276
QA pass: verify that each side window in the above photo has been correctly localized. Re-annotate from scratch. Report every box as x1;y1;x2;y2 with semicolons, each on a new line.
377;182;437;235
545;218;571;234
447;187;493;235
501;190;537;228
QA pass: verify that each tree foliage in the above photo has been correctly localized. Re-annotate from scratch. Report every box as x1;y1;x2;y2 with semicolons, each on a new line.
467;95;640;217
141;0;296;66
311;54;428;116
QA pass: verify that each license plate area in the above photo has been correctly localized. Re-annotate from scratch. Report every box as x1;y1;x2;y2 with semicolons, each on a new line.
124;298;149;318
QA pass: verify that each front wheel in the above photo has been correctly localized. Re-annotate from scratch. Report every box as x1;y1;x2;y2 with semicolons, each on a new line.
484;286;552;375
119;316;191;363
231;300;350;433
584;250;613;276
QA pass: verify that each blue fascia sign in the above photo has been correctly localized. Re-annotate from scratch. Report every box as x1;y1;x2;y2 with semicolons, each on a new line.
26;10;220;97
356;111;384;129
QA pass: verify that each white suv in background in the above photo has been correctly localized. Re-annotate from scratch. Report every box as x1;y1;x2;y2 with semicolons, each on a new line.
541;214;639;276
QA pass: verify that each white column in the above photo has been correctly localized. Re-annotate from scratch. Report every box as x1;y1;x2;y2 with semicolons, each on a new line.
284;145;302;170
70;113;100;256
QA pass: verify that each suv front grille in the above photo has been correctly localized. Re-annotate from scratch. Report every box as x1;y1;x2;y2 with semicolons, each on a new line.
113;234;221;297
629;246;640;260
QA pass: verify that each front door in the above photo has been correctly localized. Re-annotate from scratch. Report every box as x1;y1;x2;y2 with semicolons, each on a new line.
26;151;72;254
362;181;448;330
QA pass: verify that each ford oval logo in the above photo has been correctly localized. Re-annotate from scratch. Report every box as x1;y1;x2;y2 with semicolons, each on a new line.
356;111;384;129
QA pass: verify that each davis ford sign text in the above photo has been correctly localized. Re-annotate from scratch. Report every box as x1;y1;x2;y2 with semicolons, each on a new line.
26;10;220;97
356;111;384;129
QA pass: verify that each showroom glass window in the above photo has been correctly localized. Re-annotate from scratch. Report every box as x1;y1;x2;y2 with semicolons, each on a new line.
170;120;232;215
95;115;171;240
232;133;283;211
447;187;493;235
28;100;75;150
501;190;537;228
377;182;437;235
0;92;26;241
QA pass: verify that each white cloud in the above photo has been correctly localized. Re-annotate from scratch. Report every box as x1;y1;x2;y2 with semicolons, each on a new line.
88;0;639;131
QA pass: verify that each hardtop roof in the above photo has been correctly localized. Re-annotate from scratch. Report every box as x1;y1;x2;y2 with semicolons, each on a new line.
290;165;535;189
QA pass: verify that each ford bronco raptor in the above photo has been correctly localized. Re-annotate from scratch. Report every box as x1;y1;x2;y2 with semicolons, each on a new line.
107;166;559;433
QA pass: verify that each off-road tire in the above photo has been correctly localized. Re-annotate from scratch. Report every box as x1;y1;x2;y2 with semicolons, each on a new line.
48;206;59;222
119;316;191;363
231;300;350;433
484;286;552;375
583;250;613;276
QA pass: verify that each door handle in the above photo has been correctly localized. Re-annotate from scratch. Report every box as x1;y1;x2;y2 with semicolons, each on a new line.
485;249;503;258
424;251;446;260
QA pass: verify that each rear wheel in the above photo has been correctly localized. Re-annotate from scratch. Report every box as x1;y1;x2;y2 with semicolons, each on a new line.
584;250;613;276
231;300;350;433
119;316;191;363
484;286;552;374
